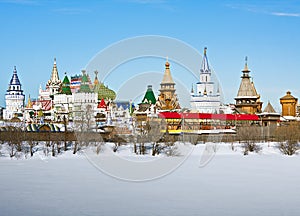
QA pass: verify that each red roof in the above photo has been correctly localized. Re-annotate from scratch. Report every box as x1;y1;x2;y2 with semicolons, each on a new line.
97;98;107;109
158;112;259;121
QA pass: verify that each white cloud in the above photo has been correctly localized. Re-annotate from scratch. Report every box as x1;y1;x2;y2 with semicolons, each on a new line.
226;2;300;18
271;12;300;17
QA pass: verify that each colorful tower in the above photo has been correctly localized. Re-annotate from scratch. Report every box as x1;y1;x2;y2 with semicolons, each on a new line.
156;59;180;110
79;70;91;93
93;70;116;101
46;58;62;97
142;85;156;105
136;85;157;115
190;47;221;113
235;57;262;114
60;73;72;95
3;66;25;119
280;91;298;117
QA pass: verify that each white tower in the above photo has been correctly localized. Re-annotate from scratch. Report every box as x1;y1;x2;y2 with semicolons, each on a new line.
190;48;221;113
46;58;61;98
3;66;25;119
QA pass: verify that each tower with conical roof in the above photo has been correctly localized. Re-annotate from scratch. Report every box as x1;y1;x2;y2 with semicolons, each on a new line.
93;70;116;101
60;72;72;95
142;85;156;105
234;57;262;114
280;91;298;117
79;70;91;93
190;47;221;113
156;59;180;110
136;85;157;114
3;66;25;119
259;101;280;126
46;58;62;97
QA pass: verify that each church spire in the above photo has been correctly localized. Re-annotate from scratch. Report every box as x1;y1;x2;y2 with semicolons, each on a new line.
235;57;262;113
191;84;194;94
242;56;250;74
46;57;62;96
26;94;33;109
94;70;99;85
161;57;174;84
50;57;60;83
200;47;211;74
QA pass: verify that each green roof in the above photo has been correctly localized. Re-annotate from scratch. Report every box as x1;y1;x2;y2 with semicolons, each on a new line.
142;85;156;105
60;75;72;95
79;73;91;93
94;83;116;100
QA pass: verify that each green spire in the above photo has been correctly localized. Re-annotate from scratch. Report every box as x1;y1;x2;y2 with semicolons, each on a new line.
79;70;91;93
142;85;156;104
60;73;72;95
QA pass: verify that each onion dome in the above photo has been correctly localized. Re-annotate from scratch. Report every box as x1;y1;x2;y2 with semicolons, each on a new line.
94;83;116;100
93;70;116;100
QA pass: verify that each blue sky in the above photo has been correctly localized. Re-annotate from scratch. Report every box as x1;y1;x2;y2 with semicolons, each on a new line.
1;0;300;111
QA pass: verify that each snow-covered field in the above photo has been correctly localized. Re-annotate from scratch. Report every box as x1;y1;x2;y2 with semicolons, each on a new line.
0;143;300;216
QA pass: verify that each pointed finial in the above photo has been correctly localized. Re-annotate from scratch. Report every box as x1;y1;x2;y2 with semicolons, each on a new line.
243;56;249;72
93;70;99;85
165;56;170;68
26;94;33;109
54;57;56;64
191;84;194;94
64;72;67;75
13;66;17;73
204;47;207;55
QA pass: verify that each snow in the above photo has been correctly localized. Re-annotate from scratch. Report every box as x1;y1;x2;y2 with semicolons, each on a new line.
0;143;300;216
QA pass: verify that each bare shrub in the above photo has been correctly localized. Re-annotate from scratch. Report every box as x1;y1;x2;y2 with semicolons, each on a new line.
275;122;300;155
278;141;299;155
237;126;262;155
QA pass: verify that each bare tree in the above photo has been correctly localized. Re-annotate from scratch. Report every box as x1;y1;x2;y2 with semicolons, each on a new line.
275;122;300;155
73;104;95;154
236;126;262;155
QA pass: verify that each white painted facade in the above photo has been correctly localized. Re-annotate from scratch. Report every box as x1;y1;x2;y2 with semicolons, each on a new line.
3;66;25;120
190;48;221;113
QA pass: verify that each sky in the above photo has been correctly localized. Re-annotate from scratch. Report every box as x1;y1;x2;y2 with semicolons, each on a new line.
1;0;300;112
